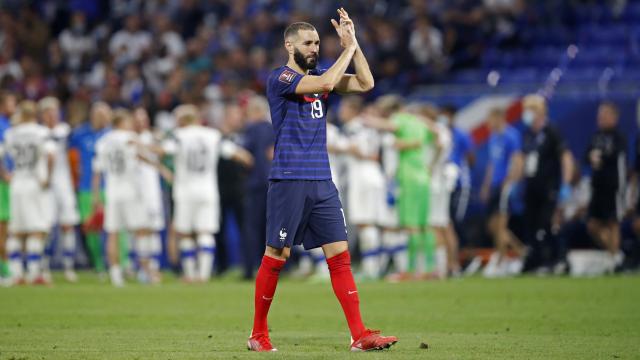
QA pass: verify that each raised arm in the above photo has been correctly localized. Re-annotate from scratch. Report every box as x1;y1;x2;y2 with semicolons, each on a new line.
294;8;357;94
295;41;356;94
333;9;374;94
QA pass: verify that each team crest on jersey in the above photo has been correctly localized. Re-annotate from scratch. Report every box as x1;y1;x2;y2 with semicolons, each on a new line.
278;70;296;84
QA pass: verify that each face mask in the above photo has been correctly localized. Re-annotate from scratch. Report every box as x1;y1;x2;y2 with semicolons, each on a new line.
437;115;449;126
522;109;535;127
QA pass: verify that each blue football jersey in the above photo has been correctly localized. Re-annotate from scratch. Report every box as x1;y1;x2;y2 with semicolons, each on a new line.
266;66;332;180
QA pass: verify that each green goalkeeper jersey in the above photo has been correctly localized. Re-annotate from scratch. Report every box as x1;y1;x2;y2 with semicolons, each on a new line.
392;112;433;183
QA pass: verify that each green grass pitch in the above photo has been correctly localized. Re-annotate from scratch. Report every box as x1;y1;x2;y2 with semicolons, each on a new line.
1;273;639;359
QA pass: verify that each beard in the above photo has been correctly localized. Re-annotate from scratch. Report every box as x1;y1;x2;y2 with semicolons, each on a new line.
293;48;318;70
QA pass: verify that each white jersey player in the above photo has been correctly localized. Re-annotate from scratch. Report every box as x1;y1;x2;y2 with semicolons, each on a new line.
92;109;146;287
426;119;459;278
38;97;80;282
326;121;349;194
378;130;410;277
133;107;165;283
159;104;252;282
0;101;55;284
341;98;386;279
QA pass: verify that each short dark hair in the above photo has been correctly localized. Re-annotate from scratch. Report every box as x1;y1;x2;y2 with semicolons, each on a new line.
284;22;316;41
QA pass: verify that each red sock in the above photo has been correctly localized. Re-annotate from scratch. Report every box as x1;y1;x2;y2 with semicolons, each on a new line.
327;251;366;341
252;255;286;337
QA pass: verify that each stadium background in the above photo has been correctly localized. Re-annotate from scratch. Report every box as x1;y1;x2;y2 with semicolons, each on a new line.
1;0;638;268
1;0;640;359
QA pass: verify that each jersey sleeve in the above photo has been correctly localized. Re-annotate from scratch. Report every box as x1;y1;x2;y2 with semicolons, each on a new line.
92;140;106;172
0;129;10;157
390;115;403;137
617;133;628;156
425;126;434;145
549;127;567;157
41;128;56;155
268;68;303;96
43;139;56;155
162;137;178;155
462;132;473;153
68;129;79;150
220;139;239;159
510;129;522;152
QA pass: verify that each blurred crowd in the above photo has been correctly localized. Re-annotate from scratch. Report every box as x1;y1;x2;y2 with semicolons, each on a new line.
1;0;629;128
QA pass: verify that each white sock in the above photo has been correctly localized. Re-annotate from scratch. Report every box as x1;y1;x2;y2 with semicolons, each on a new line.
197;234;215;281
42;253;50;275
382;231;408;273
148;233;162;272
380;231;393;272
26;236;44;282
7;236;23;280
62;230;76;272
179;238;197;281
109;265;124;286
126;233;137;273
359;226;381;278
436;246;448;278
298;252;313;274
392;232;409;273
135;235;152;272
483;252;501;277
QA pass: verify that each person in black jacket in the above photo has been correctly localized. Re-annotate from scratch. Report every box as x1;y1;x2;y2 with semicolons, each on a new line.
241;96;274;279
586;101;626;268
520;94;574;273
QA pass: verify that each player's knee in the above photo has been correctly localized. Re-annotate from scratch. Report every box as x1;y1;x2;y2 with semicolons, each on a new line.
322;241;349;258
264;246;290;261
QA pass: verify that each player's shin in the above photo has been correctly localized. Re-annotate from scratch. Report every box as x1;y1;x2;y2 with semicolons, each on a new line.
407;232;419;273
197;233;215;282
7;236;22;281
423;231;436;273
62;229;76;272
359;226;381;279
179;237;197;281
383;230;408;273
86;232;105;272
107;233;124;286
25;236;44;283
326;251;366;341
148;233;162;273
435;230;448;279
42;237;54;281
135;234;152;281
252;254;286;337
379;231;392;272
